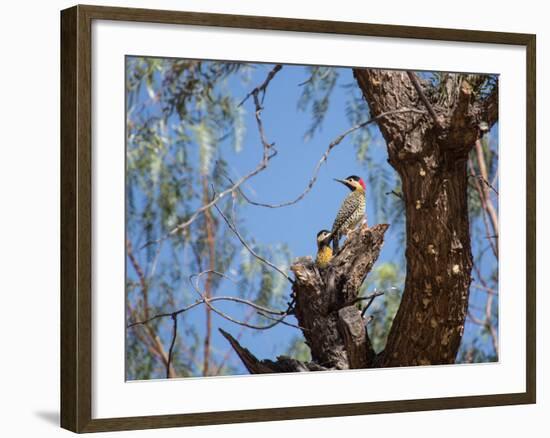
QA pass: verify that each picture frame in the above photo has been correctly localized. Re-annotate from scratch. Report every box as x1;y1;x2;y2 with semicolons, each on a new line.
60;4;536;433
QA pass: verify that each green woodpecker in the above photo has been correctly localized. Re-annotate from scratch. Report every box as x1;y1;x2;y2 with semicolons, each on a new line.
329;175;366;252
315;229;333;269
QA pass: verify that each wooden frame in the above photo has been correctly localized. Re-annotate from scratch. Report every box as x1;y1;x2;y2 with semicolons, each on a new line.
60;4;536;433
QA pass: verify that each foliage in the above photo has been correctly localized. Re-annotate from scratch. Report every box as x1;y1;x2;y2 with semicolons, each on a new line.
285;336;312;362
297;66;338;141
125;58;286;379
360;262;404;352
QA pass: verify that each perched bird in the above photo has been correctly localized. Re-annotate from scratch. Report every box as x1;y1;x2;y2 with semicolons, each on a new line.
315;229;333;269
330;175;366;252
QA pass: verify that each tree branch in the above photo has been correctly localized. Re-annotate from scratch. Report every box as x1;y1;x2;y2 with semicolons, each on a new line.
127;239;177;377
219;328;329;373
233;108;425;209
127;291;293;329
189;271;299;331
474;139;499;252
481;82;499;129
471;283;498;295
166;314;178;378
239;64;283;106
407;71;442;128
201;176;217;376
342;290;385;310
213;199;294;284
468;150;499;259
126;239;149;319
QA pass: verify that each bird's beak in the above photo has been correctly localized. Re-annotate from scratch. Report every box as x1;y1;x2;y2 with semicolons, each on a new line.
334;178;351;189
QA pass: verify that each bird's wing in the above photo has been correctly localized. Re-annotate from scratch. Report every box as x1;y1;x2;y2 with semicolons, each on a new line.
331;198;349;233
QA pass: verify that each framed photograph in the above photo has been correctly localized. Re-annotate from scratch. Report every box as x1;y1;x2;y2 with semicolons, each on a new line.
60;4;536;433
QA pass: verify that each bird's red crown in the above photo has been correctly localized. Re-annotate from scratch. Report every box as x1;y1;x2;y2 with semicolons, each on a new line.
346;175;366;190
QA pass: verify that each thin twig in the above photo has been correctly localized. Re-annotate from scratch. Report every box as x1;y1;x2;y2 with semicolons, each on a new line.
127;239;149;319
407;71;442;128
139;151;276;250
385;190;404;200
166;314;178;378
469;264;499;357
193;270;291;316
467;311;485;326
343;291;385;309
127;301;177;377
232;108;426;209
474;139;499;250
471;283;498;295
212;200;294;283
239;64;283;106
127;302;200;328
127;239;178;376
468;157;498;259
360;291;385;318
256;311;307;331
127;293;289;329
189;272;295;331
192;271;297;329
297;67;331;87
469;174;499;195
364;315;374;325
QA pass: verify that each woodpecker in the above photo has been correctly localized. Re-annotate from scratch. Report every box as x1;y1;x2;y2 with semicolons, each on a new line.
315;229;333;269
329;175;366;252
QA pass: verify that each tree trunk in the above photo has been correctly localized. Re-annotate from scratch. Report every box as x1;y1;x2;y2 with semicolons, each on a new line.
379;153;472;366
353;69;497;366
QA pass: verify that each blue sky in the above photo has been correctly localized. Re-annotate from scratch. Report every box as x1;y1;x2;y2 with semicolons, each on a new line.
126;60;499;377
204;65;398;362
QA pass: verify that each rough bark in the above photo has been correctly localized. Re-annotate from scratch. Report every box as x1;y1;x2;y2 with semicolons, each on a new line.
353;69;498;366
221;223;388;372
292;223;388;369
